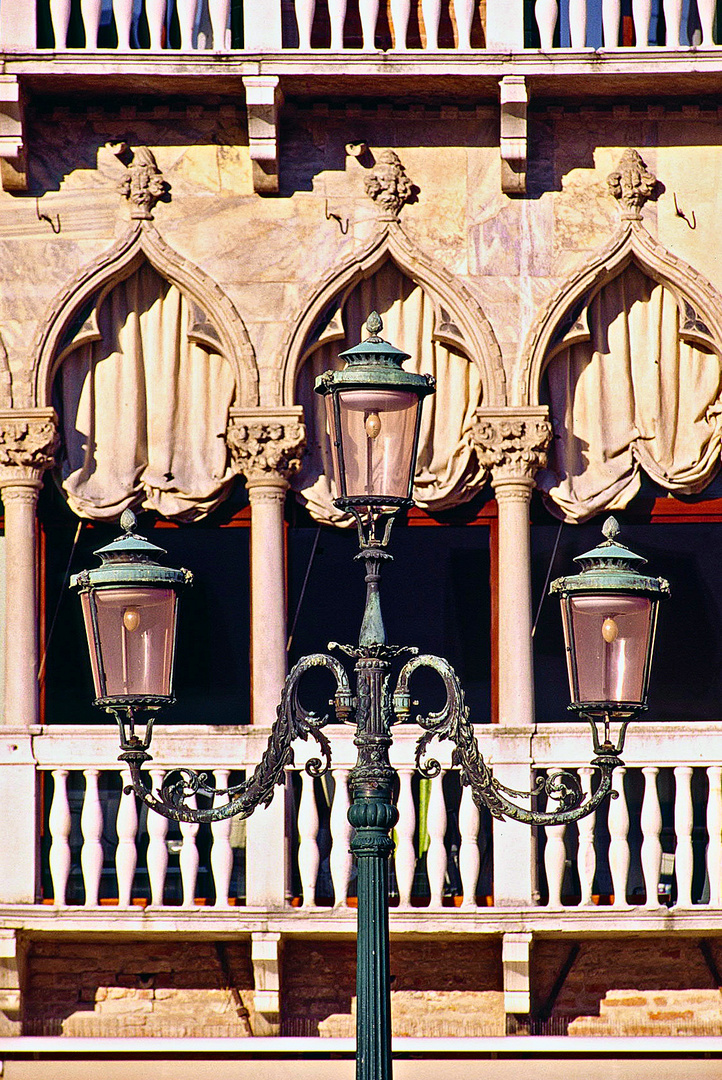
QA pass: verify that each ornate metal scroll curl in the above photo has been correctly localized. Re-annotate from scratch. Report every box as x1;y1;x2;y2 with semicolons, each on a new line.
393;654;624;826
119;653;350;824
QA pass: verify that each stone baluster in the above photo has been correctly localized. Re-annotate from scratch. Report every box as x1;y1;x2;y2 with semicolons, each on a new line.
179;795;200;908
602;0;620;45
663;0;682;45
359;0;379;48
329;767;352;907
706;766;722;907
674;766;694;908
209;0;230;48
641;765;661;908
458;782;480;907
114;0;134;48
297;768;319;908
176;0;198;48
211;769;233;907
145;0;167;48
147;768;168;906
544;823;566;908
577;767;596;905
49;0;72;46
426;771;447;907
472;408;551;909
394;767;416;906
49;768;72;907
697;0;716;44
296;0;316;48
453;0;473;48
390;0;410;48
328;0;348;48
80;0;102;46
421;0;441;49
0;411;58;730
632;0;651;45
116;768;138;907
535;0;558;48
608;767;630;907
569;0;586;45
80;768;104;906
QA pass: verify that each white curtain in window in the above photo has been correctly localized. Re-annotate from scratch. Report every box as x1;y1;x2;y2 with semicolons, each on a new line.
56;262;236;521
538;263;722;522
293;261;485;523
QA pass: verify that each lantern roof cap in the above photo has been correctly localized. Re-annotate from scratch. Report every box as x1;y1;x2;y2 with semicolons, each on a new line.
549;516;670;597
314;312;435;397
70;510;192;591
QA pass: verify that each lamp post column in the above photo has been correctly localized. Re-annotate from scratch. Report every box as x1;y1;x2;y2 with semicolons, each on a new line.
472;408;551;908
227;407;305;911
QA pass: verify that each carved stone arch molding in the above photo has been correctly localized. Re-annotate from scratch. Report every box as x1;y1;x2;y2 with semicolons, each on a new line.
521;217;722;522
32;221;258;410
31;221;259;521
282;223;505;522
521;219;722;408
281;222;506;408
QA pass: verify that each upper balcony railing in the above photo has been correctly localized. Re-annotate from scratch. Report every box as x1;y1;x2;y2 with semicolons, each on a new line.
0;0;718;54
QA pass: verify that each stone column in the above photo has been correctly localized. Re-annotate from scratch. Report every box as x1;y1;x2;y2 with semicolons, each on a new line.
472;408;551;908
227;408;304;911
0;410;58;729
472;407;551;728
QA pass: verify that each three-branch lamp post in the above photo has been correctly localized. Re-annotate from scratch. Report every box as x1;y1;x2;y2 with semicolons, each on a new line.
72;312;668;1080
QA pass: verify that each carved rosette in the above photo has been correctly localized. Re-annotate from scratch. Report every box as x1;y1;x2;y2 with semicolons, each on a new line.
226;409;306;489
118;146;168;221
471;409;552;486
364;150;414;221
607;149;657;220
0;409;59;487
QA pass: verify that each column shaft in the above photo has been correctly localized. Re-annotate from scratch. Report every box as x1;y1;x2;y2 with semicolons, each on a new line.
494;477;535;727
248;480;288;727
2;483;41;728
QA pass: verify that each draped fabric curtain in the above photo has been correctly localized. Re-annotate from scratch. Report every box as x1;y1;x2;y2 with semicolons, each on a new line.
55;262;236;521
292;261;485;522
538;263;722;523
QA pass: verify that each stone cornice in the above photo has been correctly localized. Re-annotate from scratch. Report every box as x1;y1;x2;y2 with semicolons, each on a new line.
227;407;305;485
0;408;58;486
471;407;551;483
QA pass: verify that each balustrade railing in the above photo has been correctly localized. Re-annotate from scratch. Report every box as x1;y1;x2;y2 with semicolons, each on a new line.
17;722;722;916
0;0;717;54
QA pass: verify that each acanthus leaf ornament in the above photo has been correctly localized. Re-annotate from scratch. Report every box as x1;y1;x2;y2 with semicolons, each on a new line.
0;410;59;483
226;415;306;485
364;150;415;221
118;146;169;221
607;149;657;220
471;411;553;482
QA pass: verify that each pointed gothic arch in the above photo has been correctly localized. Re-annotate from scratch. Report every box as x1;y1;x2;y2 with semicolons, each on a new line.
281;222;506;408
32;221;258;410
520;219;722;408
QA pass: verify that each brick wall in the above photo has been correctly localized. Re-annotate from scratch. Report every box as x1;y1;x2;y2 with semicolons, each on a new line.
23;940;255;1037
532;937;722;1033
282;938;504;1036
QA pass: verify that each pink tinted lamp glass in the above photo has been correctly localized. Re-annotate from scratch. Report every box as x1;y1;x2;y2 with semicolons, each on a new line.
563;593;653;705
328;388;419;499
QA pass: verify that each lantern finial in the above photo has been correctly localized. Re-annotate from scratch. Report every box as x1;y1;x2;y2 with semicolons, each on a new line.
120;508;137;534
602;516;620;542
365;311;383;338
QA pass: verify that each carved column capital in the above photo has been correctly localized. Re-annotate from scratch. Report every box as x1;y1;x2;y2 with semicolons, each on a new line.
0;408;59;489
227;407;305;491
471;407;552;489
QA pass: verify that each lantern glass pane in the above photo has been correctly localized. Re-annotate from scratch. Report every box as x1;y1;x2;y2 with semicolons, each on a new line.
567;593;653;705
84;587;177;699
334;388;419;500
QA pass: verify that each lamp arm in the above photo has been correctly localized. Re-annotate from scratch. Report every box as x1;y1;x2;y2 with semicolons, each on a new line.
393;654;622;827
121;653;351;824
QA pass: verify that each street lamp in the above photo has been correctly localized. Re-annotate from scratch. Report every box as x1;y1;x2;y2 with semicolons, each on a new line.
72;313;667;1080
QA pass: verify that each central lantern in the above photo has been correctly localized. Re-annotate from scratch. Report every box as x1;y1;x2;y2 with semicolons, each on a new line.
315;311;435;513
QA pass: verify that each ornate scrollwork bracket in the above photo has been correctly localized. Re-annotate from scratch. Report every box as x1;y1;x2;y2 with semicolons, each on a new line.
393;653;624;827
119;653;351;824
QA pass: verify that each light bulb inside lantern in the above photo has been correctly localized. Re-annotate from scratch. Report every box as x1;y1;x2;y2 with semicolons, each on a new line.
601;617;619;644
365;411;381;439
123;608;140;633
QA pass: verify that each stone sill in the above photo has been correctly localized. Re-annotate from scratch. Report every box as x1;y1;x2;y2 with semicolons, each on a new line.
1;905;722;938
3;49;722;101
